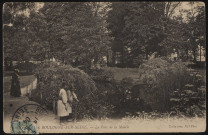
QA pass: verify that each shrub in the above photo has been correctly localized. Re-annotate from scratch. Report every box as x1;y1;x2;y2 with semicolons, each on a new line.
32;61;113;119
87;68;117;117
87;68;140;117
138;58;190;111
169;88;205;118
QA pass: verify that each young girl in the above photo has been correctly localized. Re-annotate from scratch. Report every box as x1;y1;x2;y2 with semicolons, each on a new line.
57;82;72;125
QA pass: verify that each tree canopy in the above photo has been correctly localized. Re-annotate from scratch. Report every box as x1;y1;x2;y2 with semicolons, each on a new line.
3;2;205;68
107;2;205;66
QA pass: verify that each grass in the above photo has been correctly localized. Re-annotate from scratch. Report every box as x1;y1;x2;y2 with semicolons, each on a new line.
3;74;36;93
102;65;206;83
3;71;34;77
102;67;142;83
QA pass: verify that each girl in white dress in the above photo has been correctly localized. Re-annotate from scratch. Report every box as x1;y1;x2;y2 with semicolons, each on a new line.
57;82;72;124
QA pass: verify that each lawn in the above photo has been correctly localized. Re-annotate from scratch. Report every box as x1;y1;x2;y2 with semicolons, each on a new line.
102;67;142;84
102;65;206;84
3;74;36;93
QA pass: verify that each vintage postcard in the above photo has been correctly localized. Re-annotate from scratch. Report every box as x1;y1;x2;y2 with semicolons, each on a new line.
3;2;206;133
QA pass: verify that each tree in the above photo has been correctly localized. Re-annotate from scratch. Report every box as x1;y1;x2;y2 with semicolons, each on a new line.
107;2;168;67
146;2;205;62
107;3;127;66
3;2;35;25
3;2;36;63
25;10;50;61
39;2;111;68
183;2;205;62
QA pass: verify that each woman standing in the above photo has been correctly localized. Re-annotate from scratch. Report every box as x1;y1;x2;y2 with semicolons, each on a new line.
57;82;72;125
10;69;21;97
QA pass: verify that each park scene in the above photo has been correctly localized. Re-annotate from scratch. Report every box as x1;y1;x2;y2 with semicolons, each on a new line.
3;2;206;133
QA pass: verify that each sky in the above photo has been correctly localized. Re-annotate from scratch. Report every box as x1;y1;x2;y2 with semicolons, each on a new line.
8;2;205;24
173;2;205;21
35;2;205;18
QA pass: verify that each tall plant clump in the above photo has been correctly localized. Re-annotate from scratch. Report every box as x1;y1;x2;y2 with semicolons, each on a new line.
138;58;190;111
32;61;112;119
87;68;118;117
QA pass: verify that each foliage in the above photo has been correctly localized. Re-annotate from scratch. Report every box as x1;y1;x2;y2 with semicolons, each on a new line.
122;3;167;57
169;70;206;118
32;61;113;119
4;23;31;62
39;2;112;67
3;2;36;24
3;2;112;68
107;2;205;66
184;3;205;61
13;61;37;72
138;58;190;111
3;2;205;68
162;2;205;61
87;68;117;116
107;2;174;67
3;3;36;62
87;69;143;117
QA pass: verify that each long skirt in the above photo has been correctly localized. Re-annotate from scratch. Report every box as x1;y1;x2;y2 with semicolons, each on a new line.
10;82;21;97
57;100;72;117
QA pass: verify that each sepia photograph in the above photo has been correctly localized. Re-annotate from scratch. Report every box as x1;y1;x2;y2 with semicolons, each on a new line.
3;2;206;133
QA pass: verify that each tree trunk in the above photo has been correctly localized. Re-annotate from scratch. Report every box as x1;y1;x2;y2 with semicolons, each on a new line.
193;49;196;62
185;49;189;60
112;51;116;67
107;53;110;66
146;52;148;60
121;48;124;68
4;58;9;71
199;44;201;62
62;56;65;64
93;56;99;66
10;61;13;71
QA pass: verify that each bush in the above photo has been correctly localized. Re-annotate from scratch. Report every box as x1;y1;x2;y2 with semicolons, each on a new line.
87;68;142;117
87;68;117;117
32;61;113;119
138;58;190;111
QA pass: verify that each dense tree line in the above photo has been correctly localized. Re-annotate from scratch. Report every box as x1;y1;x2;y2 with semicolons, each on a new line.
3;2;205;69
3;2;111;69
107;2;205;67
